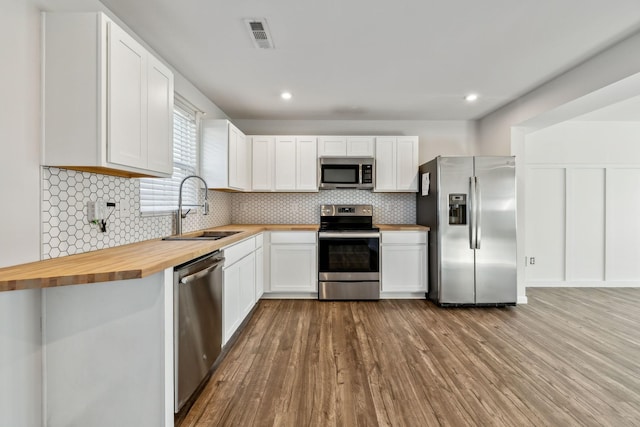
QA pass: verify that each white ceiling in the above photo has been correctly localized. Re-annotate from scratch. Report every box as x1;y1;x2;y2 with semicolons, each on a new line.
98;0;640;121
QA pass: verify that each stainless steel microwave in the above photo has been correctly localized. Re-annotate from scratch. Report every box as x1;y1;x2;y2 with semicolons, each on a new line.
318;157;375;190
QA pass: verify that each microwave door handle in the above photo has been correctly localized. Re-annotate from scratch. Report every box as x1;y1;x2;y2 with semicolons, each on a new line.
359;163;363;184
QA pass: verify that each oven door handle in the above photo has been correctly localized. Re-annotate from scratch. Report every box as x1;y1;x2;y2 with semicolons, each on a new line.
318;232;380;238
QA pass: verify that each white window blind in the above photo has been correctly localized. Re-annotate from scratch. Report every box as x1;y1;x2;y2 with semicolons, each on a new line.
139;97;199;214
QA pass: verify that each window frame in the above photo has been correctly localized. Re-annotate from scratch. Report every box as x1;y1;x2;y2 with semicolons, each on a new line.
139;95;201;216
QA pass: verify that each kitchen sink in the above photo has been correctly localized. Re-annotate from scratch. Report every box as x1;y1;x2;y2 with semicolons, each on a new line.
162;230;242;241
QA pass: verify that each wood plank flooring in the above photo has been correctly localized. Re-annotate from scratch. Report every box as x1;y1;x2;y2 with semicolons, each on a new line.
180;288;640;426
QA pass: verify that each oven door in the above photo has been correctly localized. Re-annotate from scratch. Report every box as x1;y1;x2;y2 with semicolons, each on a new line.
318;232;379;281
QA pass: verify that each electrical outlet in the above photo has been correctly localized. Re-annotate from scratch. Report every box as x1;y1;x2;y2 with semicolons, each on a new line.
530;257;536;265
87;199;107;222
119;200;131;218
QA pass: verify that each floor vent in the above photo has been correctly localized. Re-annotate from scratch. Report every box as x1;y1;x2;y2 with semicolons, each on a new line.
245;19;274;49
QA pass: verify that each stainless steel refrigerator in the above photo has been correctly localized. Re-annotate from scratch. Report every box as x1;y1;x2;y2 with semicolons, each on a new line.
417;156;517;306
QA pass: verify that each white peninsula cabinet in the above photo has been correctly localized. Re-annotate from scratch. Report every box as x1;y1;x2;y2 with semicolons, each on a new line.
267;232;317;297
202;120;249;191
43;12;174;178
249;136;318;191
221;235;263;345
381;231;428;297
375;137;419;191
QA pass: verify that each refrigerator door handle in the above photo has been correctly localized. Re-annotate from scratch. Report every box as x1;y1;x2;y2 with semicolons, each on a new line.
475;177;481;249
469;176;476;249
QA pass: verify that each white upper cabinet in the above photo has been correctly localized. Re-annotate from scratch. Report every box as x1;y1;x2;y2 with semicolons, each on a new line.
43;13;174;178
202;120;249;191
251;136;318;192
317;136;375;157
317;136;346;157
274;136;297;191
346;137;375;157
375;136;419;192
251;136;275;191
296;136;319;190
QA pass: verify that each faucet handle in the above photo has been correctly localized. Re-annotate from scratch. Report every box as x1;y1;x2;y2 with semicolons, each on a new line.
203;200;210;215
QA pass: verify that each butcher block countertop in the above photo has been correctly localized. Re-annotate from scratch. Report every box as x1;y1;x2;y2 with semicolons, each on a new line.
0;223;428;292
377;224;430;231
0;224;317;292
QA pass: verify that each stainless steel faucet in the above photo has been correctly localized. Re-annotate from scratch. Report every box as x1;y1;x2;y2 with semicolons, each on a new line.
176;175;209;235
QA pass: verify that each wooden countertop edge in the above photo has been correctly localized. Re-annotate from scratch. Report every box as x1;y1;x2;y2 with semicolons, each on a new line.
376;224;430;231
0;225;318;292
0;223;428;292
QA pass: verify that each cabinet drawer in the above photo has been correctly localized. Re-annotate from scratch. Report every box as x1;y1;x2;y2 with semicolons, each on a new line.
270;231;316;244
381;231;427;245
223;237;255;266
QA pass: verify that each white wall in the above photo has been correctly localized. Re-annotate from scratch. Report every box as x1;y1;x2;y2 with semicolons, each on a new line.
524;121;640;287
0;1;46;426
477;29;640;154
235;119;475;164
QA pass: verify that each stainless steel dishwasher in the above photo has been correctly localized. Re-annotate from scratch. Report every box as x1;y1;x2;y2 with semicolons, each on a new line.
174;250;225;412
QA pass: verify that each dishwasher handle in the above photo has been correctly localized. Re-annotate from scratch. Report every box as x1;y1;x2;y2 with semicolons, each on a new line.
179;258;225;285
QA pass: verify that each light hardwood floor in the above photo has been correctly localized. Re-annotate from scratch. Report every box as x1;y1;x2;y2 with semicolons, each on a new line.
180;288;640;426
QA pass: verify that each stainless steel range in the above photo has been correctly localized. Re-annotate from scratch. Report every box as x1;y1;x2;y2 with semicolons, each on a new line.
318;204;380;300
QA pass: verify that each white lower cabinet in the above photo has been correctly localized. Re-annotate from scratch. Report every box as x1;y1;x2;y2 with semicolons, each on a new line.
256;233;265;302
381;231;428;294
269;232;317;294
222;235;261;345
223;260;242;345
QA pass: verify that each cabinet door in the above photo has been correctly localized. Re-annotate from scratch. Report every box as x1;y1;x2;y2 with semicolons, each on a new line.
274;137;297;190
146;56;174;175
228;124;244;190
347;137;375;157
255;247;264;300
296;137;318;191
381;244;427;292
238;253;256;319
396;137;419;191
271;244;317;292
317;136;346;157
223;263;241;345
375;137;396;191
251;136;275;191
107;22;147;169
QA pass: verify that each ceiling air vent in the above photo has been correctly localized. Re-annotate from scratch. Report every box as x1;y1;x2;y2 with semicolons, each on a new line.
245;19;274;49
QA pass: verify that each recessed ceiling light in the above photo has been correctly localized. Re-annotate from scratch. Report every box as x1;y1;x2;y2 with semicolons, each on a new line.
281;92;292;100
465;93;479;102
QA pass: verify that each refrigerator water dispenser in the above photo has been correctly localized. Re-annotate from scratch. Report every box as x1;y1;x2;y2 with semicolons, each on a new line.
448;194;467;225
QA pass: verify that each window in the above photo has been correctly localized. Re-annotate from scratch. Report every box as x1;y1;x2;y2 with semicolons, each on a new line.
139;96;199;214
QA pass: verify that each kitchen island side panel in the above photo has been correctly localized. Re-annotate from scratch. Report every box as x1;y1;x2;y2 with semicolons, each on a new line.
44;272;167;427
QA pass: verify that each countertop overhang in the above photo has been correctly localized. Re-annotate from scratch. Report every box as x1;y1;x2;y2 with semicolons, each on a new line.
0;224;429;292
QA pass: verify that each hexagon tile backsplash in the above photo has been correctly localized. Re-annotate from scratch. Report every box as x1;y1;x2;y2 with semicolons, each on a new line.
42;167;231;259
42;167;415;259
230;191;415;224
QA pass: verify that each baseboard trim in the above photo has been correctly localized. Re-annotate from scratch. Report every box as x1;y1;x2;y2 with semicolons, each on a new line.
517;295;528;305
527;282;640;288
